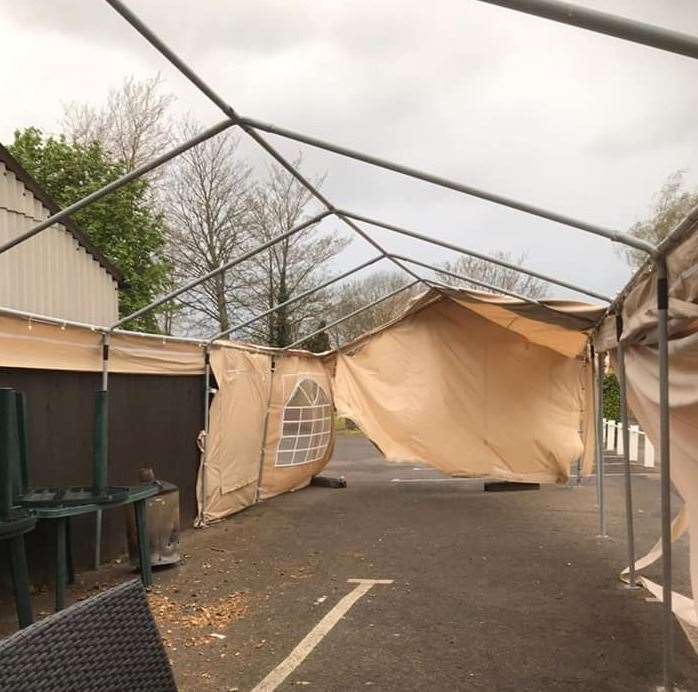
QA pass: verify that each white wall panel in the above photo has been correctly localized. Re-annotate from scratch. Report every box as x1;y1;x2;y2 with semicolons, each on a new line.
0;161;119;326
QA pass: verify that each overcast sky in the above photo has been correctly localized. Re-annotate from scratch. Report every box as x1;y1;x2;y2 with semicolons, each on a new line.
2;0;697;303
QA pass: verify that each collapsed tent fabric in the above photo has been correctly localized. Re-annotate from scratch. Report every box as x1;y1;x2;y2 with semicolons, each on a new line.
595;210;698;624
330;287;599;484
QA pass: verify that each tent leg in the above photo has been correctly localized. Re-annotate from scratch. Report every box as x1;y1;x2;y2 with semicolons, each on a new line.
656;258;673;692
200;353;211;525
93;333;110;568
93;509;102;570
615;321;638;589
595;350;607;537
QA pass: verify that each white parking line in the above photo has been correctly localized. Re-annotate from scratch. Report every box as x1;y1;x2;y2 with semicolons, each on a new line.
251;578;393;692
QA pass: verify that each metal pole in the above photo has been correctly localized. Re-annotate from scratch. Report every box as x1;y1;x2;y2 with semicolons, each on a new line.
105;0;238;117
285;280;420;351
342;211;613;302
110;211;331;331
93;332;111;564
207;254;385;343
105;0;419;289
100;333;110;393
200;350;211;526
0;118;236;255
595;348;607;537
656;256;673;692
394;254;597;327
615;314;637;589
103;0;657;266
240;117;657;255
473;0;698;61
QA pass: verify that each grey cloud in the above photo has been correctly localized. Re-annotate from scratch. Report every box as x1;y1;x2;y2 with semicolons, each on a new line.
1;0;698;303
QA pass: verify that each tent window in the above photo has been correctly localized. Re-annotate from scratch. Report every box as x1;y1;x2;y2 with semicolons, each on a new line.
276;378;332;467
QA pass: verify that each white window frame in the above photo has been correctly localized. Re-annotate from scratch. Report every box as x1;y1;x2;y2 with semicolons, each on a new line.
275;376;333;468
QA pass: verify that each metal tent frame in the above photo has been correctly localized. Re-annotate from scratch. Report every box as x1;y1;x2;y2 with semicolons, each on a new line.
1;1;695;688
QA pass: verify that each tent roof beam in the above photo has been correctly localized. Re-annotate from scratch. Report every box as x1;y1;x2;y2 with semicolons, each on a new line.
239;116;657;257
340;210;612;303
110;211;331;331
0;118;236;256
104;0;654;330
474;0;698;61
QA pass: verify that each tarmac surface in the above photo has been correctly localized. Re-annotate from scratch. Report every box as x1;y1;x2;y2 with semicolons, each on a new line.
3;434;698;691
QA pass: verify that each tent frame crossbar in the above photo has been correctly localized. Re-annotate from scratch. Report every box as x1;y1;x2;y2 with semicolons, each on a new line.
238;114;658;257
0;0;684;687
206;254;386;344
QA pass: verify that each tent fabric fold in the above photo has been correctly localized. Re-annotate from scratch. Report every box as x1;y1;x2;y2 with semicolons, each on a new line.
599;218;698;622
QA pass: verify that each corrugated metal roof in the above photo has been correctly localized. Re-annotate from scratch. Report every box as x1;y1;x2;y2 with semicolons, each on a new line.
0;142;123;283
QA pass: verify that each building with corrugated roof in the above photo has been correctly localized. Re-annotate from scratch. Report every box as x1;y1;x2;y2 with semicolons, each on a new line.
0;143;121;326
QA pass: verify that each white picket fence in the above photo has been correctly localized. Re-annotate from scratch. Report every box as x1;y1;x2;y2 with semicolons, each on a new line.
602;418;655;468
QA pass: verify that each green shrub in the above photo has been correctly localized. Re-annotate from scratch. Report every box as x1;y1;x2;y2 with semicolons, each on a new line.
603;373;620;420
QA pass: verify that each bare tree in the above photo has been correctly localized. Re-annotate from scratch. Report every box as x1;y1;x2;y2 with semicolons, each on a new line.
438;250;548;299
163;119;253;334
63;74;175;172
328;269;421;346
624;170;698;269
235;160;351;347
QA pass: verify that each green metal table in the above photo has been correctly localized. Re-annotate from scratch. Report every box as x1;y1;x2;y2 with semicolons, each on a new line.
20;483;162;611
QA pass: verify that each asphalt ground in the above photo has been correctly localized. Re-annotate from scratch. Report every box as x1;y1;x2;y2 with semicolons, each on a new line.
2;434;698;691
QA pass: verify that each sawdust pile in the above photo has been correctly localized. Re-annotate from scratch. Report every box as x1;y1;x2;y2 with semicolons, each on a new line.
149;591;249;631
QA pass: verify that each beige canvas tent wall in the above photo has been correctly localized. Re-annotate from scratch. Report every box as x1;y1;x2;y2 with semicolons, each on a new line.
195;345;272;524
197;346;335;523
330;286;603;484
594;209;698;624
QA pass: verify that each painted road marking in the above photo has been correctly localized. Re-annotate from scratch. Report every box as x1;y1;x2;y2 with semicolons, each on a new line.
251;578;393;692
